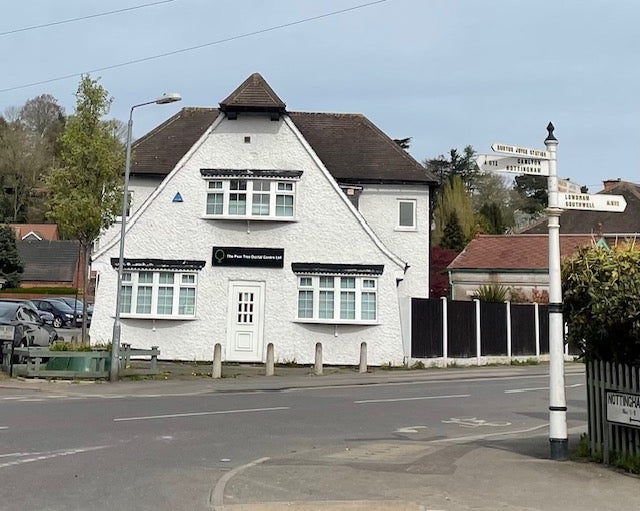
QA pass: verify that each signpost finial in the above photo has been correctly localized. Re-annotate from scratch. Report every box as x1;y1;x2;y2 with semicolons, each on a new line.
545;122;557;142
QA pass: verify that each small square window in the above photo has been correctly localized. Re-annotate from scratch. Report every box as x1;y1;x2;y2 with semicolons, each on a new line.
244;136;251;143
299;277;312;287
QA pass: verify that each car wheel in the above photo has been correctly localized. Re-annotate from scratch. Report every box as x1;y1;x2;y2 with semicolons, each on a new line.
53;316;63;328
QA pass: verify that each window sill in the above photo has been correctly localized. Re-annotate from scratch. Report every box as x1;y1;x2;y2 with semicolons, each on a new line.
394;226;417;232
202;215;297;222
293;319;379;326
119;314;197;321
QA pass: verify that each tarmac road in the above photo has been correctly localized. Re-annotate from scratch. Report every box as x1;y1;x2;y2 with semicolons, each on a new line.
1;363;637;510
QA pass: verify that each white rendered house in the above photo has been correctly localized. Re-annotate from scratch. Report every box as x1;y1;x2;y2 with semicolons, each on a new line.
90;73;437;364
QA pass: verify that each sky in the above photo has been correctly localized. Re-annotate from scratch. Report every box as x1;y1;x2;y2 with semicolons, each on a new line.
1;0;638;192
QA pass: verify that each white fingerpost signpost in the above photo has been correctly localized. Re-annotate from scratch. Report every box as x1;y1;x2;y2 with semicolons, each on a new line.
477;123;627;461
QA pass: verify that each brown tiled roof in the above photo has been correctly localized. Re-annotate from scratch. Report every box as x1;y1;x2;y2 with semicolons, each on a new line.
17;240;80;283
4;224;59;240
129;73;437;184
219;73;286;113
523;181;640;234
131;108;219;175
290;112;437;184
448;234;598;271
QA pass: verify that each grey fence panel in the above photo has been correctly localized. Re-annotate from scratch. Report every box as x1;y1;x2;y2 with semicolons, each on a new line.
510;304;536;356
480;301;507;356
586;360;640;461
448;301;476;358
411;298;443;358
538;305;549;354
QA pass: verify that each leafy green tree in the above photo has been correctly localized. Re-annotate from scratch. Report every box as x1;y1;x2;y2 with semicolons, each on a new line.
513;175;547;214
432;175;476;247
441;210;467;251
0;225;23;288
46;75;125;340
425;145;479;191
0;94;65;222
479;202;507;234
393;137;411;150
562;243;640;365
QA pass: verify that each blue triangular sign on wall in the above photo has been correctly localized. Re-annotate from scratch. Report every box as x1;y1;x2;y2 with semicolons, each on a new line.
173;192;183;203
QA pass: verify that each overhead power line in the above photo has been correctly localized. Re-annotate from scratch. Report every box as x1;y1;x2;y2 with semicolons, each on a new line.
0;0;177;37
0;0;388;93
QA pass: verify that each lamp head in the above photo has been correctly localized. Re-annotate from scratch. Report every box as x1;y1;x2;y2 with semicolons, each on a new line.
155;92;182;105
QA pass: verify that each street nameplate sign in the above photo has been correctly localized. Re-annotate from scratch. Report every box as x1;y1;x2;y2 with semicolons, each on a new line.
476;154;549;176
491;143;551;160
606;390;640;428
557;192;627;212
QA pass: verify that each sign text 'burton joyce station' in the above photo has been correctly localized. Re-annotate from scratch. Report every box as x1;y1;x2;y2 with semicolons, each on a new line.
490;143;550;160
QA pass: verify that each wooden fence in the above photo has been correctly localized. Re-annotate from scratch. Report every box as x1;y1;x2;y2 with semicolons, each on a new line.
586;360;640;462
411;297;569;363
1;342;159;379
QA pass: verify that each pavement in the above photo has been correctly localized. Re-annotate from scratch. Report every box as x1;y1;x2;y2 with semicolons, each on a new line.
1;362;638;511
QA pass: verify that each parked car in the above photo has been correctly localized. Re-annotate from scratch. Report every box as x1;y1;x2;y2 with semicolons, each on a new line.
30;299;80;328
50;297;93;325
0;298;54;325
0;301;57;355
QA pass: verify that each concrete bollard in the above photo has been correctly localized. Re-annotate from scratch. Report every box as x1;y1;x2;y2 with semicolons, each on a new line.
314;342;323;376
212;343;222;379
265;343;274;376
359;342;367;373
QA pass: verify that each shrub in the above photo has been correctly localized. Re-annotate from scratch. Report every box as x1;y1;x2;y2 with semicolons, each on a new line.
562;241;640;364
472;284;509;302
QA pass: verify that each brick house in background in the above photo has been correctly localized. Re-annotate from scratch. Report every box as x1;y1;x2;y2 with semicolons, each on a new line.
0;224;85;293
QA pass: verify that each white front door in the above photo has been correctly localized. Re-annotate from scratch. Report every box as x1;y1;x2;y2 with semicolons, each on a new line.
226;281;265;362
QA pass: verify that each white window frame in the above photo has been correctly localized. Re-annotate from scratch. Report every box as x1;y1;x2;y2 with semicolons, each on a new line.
119;270;198;319
204;178;297;220
295;275;378;324
396;199;417;231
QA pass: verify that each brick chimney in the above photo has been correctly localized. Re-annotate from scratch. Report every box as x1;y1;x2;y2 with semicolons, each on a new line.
602;178;621;192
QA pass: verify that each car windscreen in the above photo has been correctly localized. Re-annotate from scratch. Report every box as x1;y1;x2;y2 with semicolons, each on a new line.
48;300;75;313
0;302;18;320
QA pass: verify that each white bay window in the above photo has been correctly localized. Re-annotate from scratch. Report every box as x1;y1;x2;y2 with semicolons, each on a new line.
113;259;206;319
292;263;383;324
202;169;302;220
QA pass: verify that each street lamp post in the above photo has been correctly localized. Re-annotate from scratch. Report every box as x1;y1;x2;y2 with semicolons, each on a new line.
110;93;182;382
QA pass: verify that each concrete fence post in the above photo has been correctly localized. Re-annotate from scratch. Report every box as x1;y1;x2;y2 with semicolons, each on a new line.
314;342;323;376
212;343;222;379
359;342;367;373
441;296;448;368
474;299;481;366
265;343;274;376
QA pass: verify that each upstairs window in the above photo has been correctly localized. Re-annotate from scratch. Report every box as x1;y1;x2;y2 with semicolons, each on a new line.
397;199;416;230
205;178;297;219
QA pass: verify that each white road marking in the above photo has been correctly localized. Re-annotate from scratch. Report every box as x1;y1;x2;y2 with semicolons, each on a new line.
395;426;428;433
113;406;290;422
210;456;270;508
505;383;582;394
354;394;470;404
0;445;108;469
430;423;548;444
0;426;7;430
442;417;511;428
